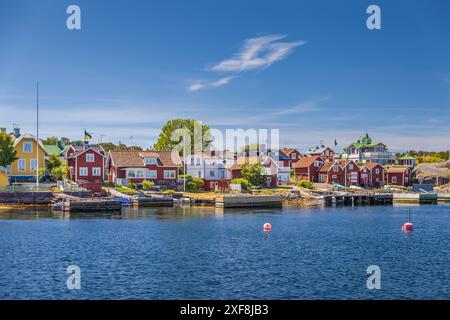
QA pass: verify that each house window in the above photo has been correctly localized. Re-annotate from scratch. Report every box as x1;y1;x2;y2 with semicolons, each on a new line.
190;157;194;166
291;153;296;159
136;171;144;178
375;168;380;174
145;170;157;179
18;159;26;172
210;170;215;177
23;142;33;153
86;154;95;162
79;167;88;176
30;159;38;172
196;158;201;165
220;171;226;179
92;167;101;176
332;175;337;179
164;170;176;179
127;170;136;178
349;163;354;170
198;171;202;177
392;176;397;183
333;165;339;172
144;157;157;165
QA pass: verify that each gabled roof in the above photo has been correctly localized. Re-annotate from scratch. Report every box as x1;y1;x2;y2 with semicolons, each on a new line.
293;155;322;168
386;166;411;174
319;161;340;173
360;163;383;170
281;148;300;156
108;150;182;168
338;159;359;169
278;150;291;161
13;134;46;151
68;145;105;159
343;133;386;151
305;146;333;155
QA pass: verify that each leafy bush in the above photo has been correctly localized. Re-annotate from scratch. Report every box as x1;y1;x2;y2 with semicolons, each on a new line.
162;189;176;194
230;178;251;189
240;163;265;187
128;182;137;189
297;180;313;189
142;180;155;190
116;186;140;195
103;182;115;188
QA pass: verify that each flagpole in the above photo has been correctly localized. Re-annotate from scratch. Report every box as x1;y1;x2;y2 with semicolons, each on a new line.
36;81;39;187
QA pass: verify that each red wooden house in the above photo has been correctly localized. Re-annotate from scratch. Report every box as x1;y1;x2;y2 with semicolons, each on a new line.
339;160;360;186
106;150;182;189
229;156;278;187
385;166;412;186
359;163;384;188
305;146;335;162
318;160;344;185
280;148;303;168
66;144;106;192
293;156;324;183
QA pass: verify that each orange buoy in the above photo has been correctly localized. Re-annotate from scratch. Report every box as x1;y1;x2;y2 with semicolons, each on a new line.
263;223;272;232
402;222;414;232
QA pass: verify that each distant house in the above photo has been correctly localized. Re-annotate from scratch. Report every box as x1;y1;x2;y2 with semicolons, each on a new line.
66;144;106;192
277;150;292;182
186;151;235;191
106;150;182;189
44;140;66;159
342;132;395;165
359;163;384;188
304;146;335;162
293;155;324;183
318;160;344;185
385;166;412;186
338;160;361;186
396;154;417;168
280;148;303;167
9;133;46;183
230;156;278;187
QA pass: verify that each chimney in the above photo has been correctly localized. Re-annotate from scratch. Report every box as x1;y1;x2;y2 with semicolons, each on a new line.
13;127;20;138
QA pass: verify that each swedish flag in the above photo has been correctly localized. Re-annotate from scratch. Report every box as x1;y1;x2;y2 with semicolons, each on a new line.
84;130;92;140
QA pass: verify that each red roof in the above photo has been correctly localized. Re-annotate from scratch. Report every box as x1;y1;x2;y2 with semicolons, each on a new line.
109;150;182;167
293;155;322;168
386;166;410;174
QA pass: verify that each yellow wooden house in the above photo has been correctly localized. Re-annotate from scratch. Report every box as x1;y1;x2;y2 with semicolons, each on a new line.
9;134;46;183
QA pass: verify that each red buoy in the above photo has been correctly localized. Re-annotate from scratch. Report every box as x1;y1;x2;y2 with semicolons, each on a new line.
263;223;272;232
402;222;414;232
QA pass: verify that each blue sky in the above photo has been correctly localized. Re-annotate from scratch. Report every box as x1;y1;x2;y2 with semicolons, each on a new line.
0;0;449;151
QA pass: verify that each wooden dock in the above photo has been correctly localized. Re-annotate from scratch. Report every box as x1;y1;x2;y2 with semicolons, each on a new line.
318;193;393;206
437;193;450;202
215;195;283;208
133;195;173;207
393;192;438;204
62;199;122;212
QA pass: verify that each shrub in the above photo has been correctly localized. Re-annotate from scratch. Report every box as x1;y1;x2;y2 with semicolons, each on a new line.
128;182;137;189
116;186;140;195
230;178;251;189
297;180;313;189
162;189;176;194
142;180;155;190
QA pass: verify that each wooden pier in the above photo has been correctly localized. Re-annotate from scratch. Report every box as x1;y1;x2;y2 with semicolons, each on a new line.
437;193;450;202
318;193;393;206
133;195;174;207
62;199;122;212
215;195;283;208
393;192;438;204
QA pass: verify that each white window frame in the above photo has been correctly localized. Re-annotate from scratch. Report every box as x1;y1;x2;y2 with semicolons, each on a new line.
18;159;26;172
375;168;380;174
392;176;397;184
92;167;101;176
79;167;88;176
144;157;157;165
23;142;33;153
164;170;176;179
145;170;157;179
333;165;339;172
291;153;296;159
30;159;38;172
86;154;95;162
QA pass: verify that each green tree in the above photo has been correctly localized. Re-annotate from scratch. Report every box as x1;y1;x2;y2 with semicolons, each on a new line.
153;119;211;155
46;154;62;172
240;163;265;187
0;131;18;168
43;137;58;145
51;163;68;180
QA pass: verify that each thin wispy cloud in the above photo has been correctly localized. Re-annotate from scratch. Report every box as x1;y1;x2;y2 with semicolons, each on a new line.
188;34;305;91
188;76;235;92
211;34;305;72
275;97;330;115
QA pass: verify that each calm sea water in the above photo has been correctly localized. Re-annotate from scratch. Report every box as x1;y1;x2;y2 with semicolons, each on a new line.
0;204;449;300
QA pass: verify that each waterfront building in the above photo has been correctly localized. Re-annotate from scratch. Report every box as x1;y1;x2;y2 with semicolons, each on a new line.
293;155;324;183
106;150;182;189
280;148;303;168
385;166;412;186
359;163;384;188
342;132;395;165
318;160;344;185
9;132;46;183
338;159;361;186
229;156;279;187
66;144;106;192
